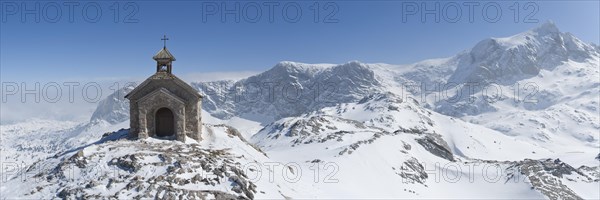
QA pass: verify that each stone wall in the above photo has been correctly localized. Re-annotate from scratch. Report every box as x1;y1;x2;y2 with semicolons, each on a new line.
127;73;202;142
138;88;187;142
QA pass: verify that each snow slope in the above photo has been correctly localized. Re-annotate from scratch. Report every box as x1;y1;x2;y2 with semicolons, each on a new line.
250;92;598;198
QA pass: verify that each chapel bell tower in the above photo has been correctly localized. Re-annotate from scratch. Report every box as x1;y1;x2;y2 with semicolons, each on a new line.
153;35;176;73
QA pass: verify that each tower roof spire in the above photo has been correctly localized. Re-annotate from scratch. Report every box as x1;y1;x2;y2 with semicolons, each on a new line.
153;35;176;73
154;35;175;61
153;47;176;61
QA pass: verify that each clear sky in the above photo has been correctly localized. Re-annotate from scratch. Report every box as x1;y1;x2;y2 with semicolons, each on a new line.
1;0;599;82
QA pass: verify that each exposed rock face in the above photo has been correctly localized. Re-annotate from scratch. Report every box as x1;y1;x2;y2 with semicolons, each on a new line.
194;61;386;122
578;166;600;182
255;115;379;148
507;159;595;200
395;158;428;185
415;134;454;162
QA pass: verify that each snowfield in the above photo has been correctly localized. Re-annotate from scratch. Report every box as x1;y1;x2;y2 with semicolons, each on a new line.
1;21;599;199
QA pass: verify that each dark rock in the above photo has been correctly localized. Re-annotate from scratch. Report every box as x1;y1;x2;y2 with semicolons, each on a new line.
415;134;454;161
396;158;428;185
511;159;585;200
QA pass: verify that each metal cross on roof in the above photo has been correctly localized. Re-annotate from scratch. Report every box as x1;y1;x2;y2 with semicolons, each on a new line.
161;35;169;48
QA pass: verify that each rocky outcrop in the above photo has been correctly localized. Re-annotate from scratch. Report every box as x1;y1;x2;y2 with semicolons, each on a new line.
415;134;454;162
394;158;428;185
23;130;257;199
507;159;594;200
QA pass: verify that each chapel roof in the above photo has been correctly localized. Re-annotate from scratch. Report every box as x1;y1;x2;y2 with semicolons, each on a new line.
153;47;176;61
124;72;201;100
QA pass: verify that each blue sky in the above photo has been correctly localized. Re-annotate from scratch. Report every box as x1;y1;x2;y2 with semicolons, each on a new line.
1;1;599;82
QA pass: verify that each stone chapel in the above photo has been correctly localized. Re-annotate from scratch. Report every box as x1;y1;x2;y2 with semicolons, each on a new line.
125;36;203;142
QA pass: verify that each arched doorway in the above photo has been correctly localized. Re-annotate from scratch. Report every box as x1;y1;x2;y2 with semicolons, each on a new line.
155;107;175;138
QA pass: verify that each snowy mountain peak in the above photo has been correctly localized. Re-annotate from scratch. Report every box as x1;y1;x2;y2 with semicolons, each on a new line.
89;85;134;124
447;22;597;85
531;20;560;35
344;60;365;66
491;21;560;48
490;27;555;49
270;60;371;74
270;61;336;75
